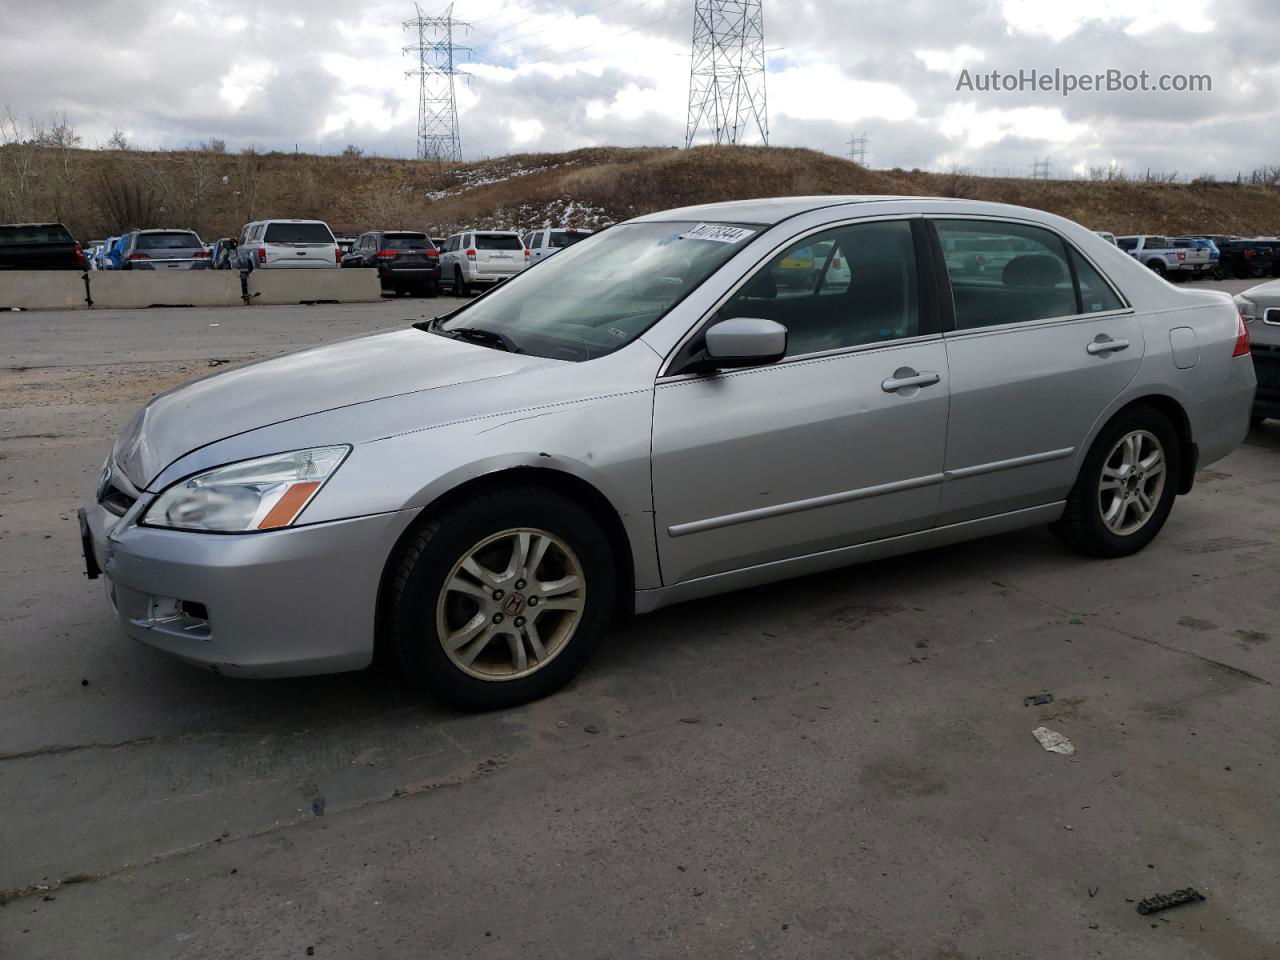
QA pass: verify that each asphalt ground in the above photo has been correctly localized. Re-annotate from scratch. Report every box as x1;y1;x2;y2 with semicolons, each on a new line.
1;279;1277;959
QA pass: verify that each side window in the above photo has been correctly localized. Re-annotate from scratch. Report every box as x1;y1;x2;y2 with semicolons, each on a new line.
1070;251;1125;313
718;220;921;358
935;220;1076;330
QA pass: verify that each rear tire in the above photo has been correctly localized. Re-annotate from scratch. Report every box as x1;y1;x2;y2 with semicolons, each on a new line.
384;486;617;711
1052;405;1181;558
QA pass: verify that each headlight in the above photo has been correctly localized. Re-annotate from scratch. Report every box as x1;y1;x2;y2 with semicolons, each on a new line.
1234;295;1256;321
142;446;350;532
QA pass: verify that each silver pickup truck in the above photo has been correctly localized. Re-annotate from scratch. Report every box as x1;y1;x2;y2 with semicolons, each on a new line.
1116;235;1196;281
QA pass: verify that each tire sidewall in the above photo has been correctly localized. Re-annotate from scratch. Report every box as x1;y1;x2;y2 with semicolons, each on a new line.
1075;407;1181;556
389;489;617;710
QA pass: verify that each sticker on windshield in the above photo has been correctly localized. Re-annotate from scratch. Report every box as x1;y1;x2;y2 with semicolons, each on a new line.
679;223;756;244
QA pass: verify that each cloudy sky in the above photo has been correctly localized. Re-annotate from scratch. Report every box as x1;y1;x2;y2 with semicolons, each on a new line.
2;0;1276;177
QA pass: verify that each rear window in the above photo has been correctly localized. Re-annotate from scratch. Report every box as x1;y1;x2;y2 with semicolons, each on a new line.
0;224;72;246
384;233;431;250
548;230;589;249
136;231;202;250
264;222;335;244
1116;238;1138;251
475;233;523;251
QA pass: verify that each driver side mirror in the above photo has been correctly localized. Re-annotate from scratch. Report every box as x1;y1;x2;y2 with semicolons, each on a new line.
675;316;783;376
701;316;787;370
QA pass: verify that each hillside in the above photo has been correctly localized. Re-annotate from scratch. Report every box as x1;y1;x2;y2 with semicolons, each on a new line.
2;143;1278;244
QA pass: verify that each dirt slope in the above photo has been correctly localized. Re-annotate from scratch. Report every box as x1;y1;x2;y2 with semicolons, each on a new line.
3;143;1277;243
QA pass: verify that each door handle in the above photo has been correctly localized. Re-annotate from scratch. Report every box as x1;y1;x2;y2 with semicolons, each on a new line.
881;370;941;393
1087;337;1130;355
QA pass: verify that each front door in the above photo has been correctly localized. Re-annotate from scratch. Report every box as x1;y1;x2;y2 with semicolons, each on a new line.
651;218;950;585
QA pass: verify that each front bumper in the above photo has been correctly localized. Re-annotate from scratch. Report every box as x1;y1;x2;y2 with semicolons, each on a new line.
83;501;418;677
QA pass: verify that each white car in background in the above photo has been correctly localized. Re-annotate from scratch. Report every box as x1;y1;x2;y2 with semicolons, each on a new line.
523;227;593;264
235;219;341;270
439;230;528;295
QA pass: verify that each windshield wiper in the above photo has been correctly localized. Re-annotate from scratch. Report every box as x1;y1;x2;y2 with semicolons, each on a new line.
441;326;522;353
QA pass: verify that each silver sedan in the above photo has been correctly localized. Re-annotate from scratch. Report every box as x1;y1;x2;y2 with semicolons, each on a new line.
81;197;1256;709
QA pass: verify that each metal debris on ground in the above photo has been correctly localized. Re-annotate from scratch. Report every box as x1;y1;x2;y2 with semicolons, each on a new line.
1024;692;1054;706
1136;888;1205;915
1031;726;1075;755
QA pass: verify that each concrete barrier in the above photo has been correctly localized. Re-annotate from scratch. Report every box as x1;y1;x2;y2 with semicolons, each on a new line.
89;271;243;309
0;271;89;310
246;268;381;305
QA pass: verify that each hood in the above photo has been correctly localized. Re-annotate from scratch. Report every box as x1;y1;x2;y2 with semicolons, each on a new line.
115;328;556;488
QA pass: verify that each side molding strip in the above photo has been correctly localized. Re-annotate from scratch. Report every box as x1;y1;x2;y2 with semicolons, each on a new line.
944;447;1075;480
667;472;945;538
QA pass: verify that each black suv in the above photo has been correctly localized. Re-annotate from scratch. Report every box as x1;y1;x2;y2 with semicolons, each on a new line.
341;231;440;296
0;222;84;270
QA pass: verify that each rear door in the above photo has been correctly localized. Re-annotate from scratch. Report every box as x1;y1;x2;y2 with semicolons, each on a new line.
931;218;1145;525
264;222;337;268
473;232;523;278
651;218;949;584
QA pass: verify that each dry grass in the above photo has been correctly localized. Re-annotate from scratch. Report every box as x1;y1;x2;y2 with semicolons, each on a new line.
2;143;1277;243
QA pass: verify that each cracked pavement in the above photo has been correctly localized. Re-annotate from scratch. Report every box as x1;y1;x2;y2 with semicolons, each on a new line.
2;297;1278;959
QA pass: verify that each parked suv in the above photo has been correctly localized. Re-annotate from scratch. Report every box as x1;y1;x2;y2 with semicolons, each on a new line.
235;219;340;270
120;229;209;270
523;227;592;264
439;230;528;294
0;222;84;270
342;231;440;296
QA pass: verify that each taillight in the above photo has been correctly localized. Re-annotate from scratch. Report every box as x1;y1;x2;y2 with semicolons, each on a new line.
193;250;211;258
1177;251;1186;261
1232;313;1251;357
426;248;439;258
73;242;84;267
1244;249;1255;259
335;247;342;263
465;248;477;260
128;252;149;260
524;248;531;258
832;257;842;269
375;249;397;259
258;248;267;262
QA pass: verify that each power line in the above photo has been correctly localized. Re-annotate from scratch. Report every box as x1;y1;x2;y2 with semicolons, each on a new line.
685;0;768;147
1030;157;1052;180
404;2;470;162
847;131;868;166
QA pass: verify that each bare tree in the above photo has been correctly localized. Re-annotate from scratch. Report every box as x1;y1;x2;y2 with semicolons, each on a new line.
232;146;263;225
107;129;130;150
0;106;45;221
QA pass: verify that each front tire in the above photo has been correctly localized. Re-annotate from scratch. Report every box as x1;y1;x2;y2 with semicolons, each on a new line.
1147;259;1167;279
1052;405;1181;558
384;486;617;710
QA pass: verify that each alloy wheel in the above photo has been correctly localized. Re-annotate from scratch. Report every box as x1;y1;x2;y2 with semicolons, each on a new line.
436;528;585;680
1098;429;1166;536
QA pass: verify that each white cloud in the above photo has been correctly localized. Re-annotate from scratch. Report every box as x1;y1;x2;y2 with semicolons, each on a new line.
939;102;1088;149
915;45;985;73
999;0;1215;40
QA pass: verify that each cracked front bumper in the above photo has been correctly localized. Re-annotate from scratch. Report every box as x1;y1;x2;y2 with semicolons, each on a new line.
84;500;418;677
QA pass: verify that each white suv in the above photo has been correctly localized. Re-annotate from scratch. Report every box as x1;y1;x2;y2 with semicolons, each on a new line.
235;219;340;270
522;227;592;264
439;230;528;294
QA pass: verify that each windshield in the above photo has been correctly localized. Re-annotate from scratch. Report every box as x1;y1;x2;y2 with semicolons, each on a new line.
0;224;72;245
475;233;523;251
437;221;755;361
384;233;431;250
137;231;202;250
264;222;334;243
549;230;588;248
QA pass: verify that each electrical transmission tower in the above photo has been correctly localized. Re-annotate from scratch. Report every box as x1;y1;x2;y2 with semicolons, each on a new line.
404;3;469;163
685;0;769;148
1031;157;1052;180
847;132;869;166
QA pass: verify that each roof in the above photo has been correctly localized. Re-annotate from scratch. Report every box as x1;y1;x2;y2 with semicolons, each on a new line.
632;195;1047;227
